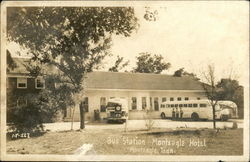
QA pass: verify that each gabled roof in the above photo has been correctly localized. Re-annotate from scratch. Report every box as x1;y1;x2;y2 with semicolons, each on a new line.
86;71;204;91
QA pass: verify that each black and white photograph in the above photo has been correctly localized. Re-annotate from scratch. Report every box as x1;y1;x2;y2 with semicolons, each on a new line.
1;1;249;161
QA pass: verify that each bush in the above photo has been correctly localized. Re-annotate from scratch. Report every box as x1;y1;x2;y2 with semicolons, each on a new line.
7;103;44;133
7;87;72;133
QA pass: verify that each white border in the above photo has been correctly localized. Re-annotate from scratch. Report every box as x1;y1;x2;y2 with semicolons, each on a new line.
1;1;249;161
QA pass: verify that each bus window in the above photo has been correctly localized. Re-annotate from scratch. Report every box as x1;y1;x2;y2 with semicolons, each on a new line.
175;104;178;107
188;104;192;107
193;104;198;107
171;104;174;107
179;104;183;107
184;104;187;107
200;104;207;107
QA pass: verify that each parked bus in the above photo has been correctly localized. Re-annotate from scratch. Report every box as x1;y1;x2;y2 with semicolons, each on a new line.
106;98;128;123
159;100;236;121
217;100;238;119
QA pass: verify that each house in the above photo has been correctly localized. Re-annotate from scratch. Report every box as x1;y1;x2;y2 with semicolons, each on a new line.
7;57;207;121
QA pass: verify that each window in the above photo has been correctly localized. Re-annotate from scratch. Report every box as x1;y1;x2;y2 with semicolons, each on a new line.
170;97;174;101
179;104;183;107
200;104;207;107
188;104;193;107
162;97;167;102
35;77;45;89
82;97;89;112
131;97;137;110
17;78;27;88
184;97;189;101
193;104;198;107
154;97;159;111
184;104;187;107
100;97;106;112
197;97;201;100
171;104;174;107
177;97;181;101
110;97;115;99
161;104;165;108
142;97;147;110
175;104;178;107
17;96;27;107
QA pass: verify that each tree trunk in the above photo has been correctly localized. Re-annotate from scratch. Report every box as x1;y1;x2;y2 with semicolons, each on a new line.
212;105;216;129
79;102;85;129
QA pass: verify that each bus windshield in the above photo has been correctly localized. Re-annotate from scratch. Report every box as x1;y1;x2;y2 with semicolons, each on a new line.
107;102;121;107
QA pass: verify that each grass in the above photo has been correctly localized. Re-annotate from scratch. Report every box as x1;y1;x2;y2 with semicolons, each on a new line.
7;128;243;155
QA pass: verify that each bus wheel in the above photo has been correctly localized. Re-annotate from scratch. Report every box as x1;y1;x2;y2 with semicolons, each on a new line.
161;113;166;119
191;113;199;121
221;115;229;121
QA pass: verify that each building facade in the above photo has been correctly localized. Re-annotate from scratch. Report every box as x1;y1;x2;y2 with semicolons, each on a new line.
64;71;206;121
7;58;206;122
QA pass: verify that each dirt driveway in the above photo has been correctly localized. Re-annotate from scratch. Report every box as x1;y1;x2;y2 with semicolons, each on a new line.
44;119;243;132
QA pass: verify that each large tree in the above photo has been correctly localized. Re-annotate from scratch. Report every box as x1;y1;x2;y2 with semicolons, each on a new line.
7;7;138;129
132;52;171;74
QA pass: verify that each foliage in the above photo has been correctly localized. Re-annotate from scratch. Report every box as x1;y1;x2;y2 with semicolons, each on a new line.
144;7;158;21
133;52;171;74
108;56;129;72
7;7;139;129
216;78;244;118
7;50;17;72
173;67;200;80
7;80;75;133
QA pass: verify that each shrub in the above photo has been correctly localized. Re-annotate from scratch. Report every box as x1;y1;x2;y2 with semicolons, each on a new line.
7;103;44;133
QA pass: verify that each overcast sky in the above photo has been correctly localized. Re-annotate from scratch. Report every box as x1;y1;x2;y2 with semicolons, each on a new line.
8;1;249;85
107;1;249;85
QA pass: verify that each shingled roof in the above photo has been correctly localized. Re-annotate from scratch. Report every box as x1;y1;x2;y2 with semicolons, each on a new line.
86;71;204;91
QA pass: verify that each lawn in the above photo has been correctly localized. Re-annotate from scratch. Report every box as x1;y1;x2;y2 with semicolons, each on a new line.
7;128;243;155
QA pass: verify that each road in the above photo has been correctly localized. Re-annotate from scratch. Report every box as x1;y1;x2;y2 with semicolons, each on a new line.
44;119;243;132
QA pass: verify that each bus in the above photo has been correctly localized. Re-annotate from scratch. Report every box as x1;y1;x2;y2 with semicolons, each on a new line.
106;98;128;123
217;100;238;119
159;100;236;121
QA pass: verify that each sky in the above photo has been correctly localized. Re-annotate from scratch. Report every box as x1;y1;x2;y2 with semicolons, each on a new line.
7;1;249;85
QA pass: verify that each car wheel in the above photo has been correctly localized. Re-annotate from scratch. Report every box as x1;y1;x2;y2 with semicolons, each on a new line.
161;112;166;119
191;113;199;121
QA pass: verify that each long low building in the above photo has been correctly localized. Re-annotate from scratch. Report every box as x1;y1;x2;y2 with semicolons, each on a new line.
7;57;206;121
66;71;206;121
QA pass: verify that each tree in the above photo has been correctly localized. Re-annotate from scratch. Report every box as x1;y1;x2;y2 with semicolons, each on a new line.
201;65;221;129
7;50;17;72
173;68;184;77
7;7;139;130
216;78;244;118
108;56;129;72
132;52;171;74
173;67;200;80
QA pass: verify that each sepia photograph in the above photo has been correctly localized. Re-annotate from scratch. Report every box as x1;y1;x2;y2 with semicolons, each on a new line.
1;1;249;161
